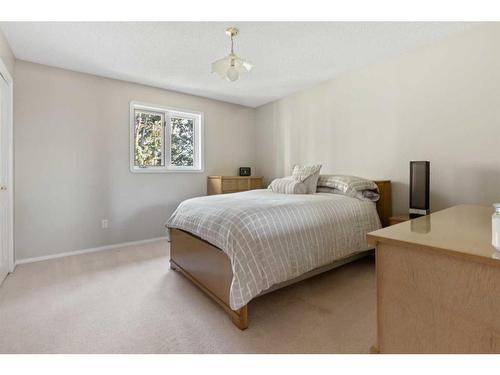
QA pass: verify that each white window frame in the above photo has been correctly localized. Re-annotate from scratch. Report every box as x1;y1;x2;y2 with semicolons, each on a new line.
130;101;204;173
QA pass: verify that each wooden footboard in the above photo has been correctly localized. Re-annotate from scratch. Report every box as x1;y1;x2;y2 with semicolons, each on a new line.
169;228;248;330
170;230;371;330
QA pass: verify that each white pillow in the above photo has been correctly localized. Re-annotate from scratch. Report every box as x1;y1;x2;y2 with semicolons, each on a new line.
291;164;322;194
268;177;308;194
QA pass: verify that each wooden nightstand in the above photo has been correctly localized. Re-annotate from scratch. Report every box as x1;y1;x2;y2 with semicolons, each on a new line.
207;176;264;195
388;214;410;226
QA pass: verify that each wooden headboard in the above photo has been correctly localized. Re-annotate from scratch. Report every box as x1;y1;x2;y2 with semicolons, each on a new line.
374;180;392;227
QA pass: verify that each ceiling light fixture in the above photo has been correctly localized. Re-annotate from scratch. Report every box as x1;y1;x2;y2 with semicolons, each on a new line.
211;27;253;82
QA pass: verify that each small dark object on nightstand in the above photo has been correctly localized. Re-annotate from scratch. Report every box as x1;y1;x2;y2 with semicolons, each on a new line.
239;167;251;176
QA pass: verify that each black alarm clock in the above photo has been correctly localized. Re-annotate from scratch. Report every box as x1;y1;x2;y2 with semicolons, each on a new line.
239;167;251;176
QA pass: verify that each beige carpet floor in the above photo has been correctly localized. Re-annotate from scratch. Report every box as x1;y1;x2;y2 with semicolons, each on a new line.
0;240;376;353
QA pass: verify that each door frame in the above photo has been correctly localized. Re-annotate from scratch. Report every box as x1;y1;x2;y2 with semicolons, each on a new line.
0;57;14;273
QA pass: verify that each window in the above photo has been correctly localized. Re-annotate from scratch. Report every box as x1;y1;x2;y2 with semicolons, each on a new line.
130;102;203;173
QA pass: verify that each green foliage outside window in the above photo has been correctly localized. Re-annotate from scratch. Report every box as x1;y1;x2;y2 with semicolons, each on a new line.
134;108;196;169
170;117;194;166
134;111;163;166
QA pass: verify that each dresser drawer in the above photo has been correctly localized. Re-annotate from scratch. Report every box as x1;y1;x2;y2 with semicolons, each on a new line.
250;178;263;189
208;176;264;195
237;179;249;191
222;179;238;192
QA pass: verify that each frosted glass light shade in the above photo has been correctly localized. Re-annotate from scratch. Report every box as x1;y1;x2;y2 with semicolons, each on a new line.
211;54;253;81
226;67;239;82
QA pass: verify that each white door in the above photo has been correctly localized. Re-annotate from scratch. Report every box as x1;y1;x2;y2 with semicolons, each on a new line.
0;73;12;284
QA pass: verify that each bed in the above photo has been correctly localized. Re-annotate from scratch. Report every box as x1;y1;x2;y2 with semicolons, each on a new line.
166;180;391;329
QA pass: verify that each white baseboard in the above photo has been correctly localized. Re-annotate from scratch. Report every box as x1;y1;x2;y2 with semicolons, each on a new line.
15;236;168;266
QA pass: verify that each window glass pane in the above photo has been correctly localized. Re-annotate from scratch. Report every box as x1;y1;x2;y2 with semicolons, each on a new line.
134;110;164;167
170;117;194;167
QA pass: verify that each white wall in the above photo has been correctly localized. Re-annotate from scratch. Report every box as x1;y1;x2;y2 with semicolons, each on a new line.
255;23;500;215
14;61;256;260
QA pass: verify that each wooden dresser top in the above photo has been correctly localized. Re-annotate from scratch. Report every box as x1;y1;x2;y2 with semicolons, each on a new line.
367;205;499;265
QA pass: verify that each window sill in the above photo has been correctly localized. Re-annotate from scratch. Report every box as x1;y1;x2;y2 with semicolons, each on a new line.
130;166;205;174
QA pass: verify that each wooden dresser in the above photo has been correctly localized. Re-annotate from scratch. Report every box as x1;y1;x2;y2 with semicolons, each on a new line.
368;205;500;353
207;176;264;195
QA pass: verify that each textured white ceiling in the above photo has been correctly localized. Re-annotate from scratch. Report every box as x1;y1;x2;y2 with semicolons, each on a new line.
0;22;477;107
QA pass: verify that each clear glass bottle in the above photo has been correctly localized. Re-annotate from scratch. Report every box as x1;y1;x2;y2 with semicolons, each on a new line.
492;203;500;251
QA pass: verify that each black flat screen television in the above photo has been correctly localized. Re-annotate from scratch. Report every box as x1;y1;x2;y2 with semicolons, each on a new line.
409;161;430;218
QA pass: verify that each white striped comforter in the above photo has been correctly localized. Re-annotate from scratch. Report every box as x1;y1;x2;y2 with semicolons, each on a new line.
166;189;381;310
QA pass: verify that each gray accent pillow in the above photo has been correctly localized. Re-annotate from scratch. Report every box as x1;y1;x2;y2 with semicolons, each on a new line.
317;175;379;199
316;186;380;202
268;177;308;194
318;175;378;191
291;164;322;194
